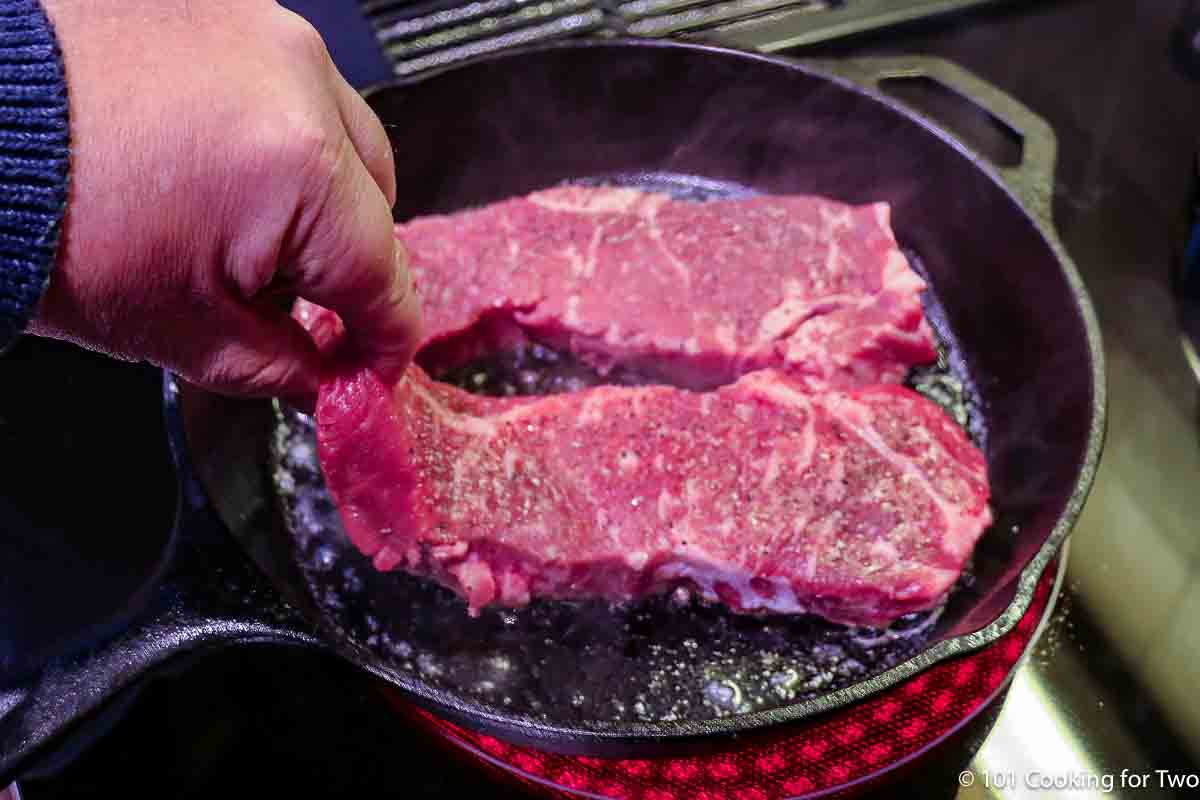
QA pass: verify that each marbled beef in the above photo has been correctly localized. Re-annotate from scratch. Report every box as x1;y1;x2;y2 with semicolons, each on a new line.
296;188;990;626
405;186;936;391
310;347;990;627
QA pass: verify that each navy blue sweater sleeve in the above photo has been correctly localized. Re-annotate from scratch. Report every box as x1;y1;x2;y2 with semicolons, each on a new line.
0;0;69;350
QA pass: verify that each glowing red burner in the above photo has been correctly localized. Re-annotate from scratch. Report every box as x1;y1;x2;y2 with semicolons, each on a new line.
382;561;1057;799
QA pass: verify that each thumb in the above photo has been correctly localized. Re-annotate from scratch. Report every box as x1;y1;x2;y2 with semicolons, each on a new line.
186;302;323;413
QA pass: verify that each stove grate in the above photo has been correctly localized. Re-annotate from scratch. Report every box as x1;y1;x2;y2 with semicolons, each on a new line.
360;0;1011;75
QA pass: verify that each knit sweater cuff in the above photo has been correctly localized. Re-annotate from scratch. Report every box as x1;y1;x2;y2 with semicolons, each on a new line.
0;0;69;351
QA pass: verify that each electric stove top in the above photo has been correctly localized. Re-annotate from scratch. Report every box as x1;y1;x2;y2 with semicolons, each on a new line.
4;0;1200;797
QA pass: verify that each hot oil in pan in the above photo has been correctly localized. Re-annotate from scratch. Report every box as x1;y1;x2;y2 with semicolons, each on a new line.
271;174;985;725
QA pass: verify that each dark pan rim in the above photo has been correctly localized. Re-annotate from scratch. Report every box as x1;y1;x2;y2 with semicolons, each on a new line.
268;38;1106;746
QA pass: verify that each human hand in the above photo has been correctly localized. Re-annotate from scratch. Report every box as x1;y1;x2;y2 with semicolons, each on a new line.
29;0;421;410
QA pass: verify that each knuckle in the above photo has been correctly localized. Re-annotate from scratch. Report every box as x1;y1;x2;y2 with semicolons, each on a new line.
276;10;329;64
283;120;345;183
242;108;343;196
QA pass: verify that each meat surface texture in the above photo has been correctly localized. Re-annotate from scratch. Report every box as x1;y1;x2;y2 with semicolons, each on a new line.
297;187;991;627
309;345;990;628
406;186;936;391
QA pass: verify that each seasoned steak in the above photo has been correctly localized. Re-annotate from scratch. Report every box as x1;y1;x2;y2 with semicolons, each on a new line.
309;346;991;627
295;187;989;626
405;186;936;391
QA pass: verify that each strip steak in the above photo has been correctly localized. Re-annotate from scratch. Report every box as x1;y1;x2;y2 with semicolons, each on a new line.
405;186;936;391
306;325;990;627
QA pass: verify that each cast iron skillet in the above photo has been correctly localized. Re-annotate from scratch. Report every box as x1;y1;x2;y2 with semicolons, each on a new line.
0;40;1105;777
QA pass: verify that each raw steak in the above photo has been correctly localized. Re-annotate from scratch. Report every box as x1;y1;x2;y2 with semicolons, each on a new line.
304;304;991;628
404;186;936;391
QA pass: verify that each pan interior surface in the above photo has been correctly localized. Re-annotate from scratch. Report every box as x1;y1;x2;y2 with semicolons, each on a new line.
270;170;989;730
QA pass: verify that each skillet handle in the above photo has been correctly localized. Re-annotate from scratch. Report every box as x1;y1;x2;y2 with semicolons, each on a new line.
0;384;320;785
810;56;1058;224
